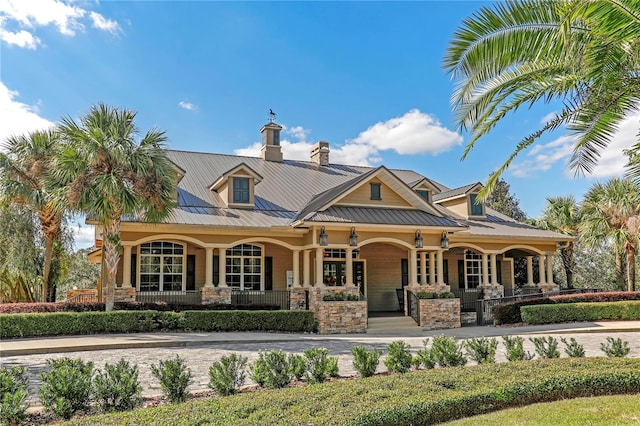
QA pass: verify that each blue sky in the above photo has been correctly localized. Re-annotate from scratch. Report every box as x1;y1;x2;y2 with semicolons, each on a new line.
0;1;635;249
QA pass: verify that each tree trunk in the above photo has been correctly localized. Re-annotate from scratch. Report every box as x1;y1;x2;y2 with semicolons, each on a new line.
103;219;121;312
615;251;625;291
560;244;575;289
38;207;61;303
627;247;636;292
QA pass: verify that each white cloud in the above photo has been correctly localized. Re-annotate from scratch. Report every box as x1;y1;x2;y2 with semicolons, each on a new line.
0;81;55;145
72;221;95;250
540;111;558;125
0;0;120;48
178;101;196;111
284;125;310;142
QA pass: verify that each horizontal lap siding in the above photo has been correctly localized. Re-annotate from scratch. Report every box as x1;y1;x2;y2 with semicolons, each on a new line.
265;243;292;291
361;243;406;312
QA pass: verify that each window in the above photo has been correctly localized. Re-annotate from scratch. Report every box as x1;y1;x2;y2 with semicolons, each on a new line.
370;183;381;200
416;190;430;202
139;241;184;292
469;194;484;216
226;244;262;290
464;250;491;289
273;129;280;146
323;249;358;259
416;254;448;284
233;177;250;204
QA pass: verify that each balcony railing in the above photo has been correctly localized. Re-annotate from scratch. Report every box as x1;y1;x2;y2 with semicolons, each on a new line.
135;291;202;305
231;290;290;310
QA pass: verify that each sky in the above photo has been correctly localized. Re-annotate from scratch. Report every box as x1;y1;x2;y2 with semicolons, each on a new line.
0;0;637;250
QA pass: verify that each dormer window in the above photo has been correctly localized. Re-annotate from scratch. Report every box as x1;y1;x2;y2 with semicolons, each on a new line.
469;194;484;216
233;177;250;204
416;189;431;202
370;183;381;200
210;163;262;209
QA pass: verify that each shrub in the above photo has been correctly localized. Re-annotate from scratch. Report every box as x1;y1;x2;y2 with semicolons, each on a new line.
208;353;248;396
383;341;413;373
351;346;381;378
250;350;291;389
464;337;498;364
530;336;560;359
492;298;552;324
430;335;467;367
287;354;307;381
415;338;436;369
0;366;29;426
93;359;142;412
0;301;282;314
416;291;436;299
549;291;640;304
600;337;631;358
560;337;585;358
38;357;93;420
322;292;359;301
502;335;533;361
304;348;331;383
150;355;192;404
327;356;340;378
181;310;315;333
521;301;640;324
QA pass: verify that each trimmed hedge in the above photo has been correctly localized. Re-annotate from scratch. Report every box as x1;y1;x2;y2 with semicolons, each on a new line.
0;310;315;338
492;298;551;324
521;301;640;325
62;358;640;426
0;302;279;314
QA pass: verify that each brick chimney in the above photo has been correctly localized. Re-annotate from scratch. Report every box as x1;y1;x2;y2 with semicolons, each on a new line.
310;141;330;166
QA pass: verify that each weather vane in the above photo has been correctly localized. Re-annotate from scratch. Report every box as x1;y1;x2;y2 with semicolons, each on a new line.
269;108;277;123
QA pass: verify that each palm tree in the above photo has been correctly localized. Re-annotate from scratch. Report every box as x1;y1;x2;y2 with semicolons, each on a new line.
538;196;581;288
55;104;177;311
443;0;640;196
580;178;640;291
0;129;65;302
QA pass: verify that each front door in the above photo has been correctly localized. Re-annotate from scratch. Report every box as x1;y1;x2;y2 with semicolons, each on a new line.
323;261;365;293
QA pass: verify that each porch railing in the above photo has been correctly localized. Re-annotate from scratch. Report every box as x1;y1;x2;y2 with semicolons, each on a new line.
136;291;202;305
66;293;98;304
406;290;420;325
450;288;480;312
231;290;290;310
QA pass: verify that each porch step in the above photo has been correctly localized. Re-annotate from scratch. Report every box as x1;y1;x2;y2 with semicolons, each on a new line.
366;315;420;334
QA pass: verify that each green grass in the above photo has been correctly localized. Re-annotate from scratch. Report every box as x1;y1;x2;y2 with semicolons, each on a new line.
60;358;640;425
445;394;640;425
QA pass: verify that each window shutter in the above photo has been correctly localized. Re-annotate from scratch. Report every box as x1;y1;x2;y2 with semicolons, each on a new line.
213;255;219;285
457;259;464;289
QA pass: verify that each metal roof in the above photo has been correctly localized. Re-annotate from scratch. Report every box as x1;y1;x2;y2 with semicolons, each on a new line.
432;182;481;201
305;206;462;227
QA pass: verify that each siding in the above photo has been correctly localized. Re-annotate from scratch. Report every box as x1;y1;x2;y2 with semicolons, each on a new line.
361;243;406;312
336;177;413;208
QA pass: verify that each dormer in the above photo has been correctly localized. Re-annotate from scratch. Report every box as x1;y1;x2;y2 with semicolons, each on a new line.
210;163;263;208
410;178;439;204
432;182;486;220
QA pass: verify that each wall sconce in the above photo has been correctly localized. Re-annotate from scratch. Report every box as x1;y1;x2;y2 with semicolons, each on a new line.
349;227;358;247
440;231;450;250
414;230;423;249
319;226;328;246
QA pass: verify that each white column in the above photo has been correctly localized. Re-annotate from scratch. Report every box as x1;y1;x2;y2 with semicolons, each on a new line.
490;254;498;285
346;248;354;286
292;250;300;287
482;253;489;286
315;247;324;286
538;255;546;285
436;250;445;285
219;248;227;287
419;252;426;285
546;254;554;285
204;248;213;287
429;252;436;285
526;256;534;286
122;245;132;288
303;250;311;287
410;249;418;285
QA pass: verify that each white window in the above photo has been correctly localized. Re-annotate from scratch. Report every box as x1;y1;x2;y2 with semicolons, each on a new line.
465;250;491;289
139;241;184;292
226;244;262;290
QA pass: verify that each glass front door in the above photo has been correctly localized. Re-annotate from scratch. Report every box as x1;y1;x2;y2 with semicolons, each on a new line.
323;261;365;293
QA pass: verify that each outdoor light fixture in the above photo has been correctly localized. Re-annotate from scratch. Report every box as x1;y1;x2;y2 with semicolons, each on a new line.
415;230;423;249
319;226;328;246
349;227;358;247
440;231;450;250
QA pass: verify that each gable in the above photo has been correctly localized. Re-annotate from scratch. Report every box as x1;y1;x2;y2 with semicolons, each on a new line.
335;177;413;208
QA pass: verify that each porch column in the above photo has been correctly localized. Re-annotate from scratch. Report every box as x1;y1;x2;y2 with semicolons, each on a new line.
122;245;132;288
526;256;535;286
490;254;499;285
302;250;311;287
419;252;427;285
546;254;554;285
537;255;546;285
204;248;214;287
345;248;354;286
292;250;301;287
315;247;324;286
218;248;227;287
410;249;418;285
428;251;436;285
436;250;445;285
482;253;489;286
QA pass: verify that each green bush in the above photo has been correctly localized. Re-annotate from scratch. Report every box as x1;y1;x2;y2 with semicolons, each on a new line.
38;358;94;420
383;341;413;373
327;356;340;378
181;310;315;333
464;337;498;364
93;359;142;413
304;348;331;383
430;335;467;367
250;350;291;389
208;353;248;396
561;337;585;358
416;291;436;299
351;346;381;378
414;338;436;369
150;355;192;404
287;354;307;381
521;301;640;325
502;335;533;361
600;337;630;358
0;366;29;426
530;336;560;359
492;298;552;324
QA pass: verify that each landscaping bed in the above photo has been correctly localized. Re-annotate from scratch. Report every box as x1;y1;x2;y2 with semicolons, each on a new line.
521;301;640;325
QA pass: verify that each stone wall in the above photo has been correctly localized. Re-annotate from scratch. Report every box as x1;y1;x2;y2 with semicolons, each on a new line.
539;284;560;294
289;288;308;310
307;286;360;314
479;285;504;300
316;300;367;334
416;298;461;330
114;287;135;303
201;287;232;305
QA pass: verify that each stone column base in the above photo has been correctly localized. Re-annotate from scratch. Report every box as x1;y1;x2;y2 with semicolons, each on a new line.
417;298;461;330
538;284;560;294
114;287;136;304
479;285;504;299
316;300;367;334
307;286;359;314
201;287;232;305
289;287;308;310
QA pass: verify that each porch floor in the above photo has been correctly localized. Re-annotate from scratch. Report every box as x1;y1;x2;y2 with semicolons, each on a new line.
366;315;420;334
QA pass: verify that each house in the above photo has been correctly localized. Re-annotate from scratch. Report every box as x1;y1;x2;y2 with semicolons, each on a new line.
90;120;569;332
